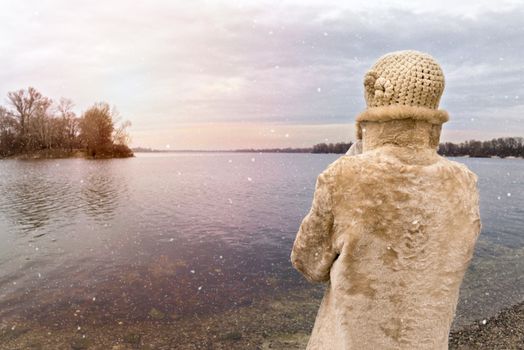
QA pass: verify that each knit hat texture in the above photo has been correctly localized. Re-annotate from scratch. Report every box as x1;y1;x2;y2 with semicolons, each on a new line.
355;50;449;140
364;50;445;109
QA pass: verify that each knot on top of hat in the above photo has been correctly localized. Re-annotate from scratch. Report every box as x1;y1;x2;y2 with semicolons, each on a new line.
364;70;393;105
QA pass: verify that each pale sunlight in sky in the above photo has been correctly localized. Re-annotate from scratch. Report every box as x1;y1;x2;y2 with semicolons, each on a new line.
1;0;522;149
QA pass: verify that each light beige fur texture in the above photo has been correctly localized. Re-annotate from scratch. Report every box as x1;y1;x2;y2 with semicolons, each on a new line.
291;113;481;349
355;105;449;140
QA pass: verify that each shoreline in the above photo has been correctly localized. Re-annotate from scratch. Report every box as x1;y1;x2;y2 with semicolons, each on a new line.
1;149;134;160
5;149;86;160
1;291;521;350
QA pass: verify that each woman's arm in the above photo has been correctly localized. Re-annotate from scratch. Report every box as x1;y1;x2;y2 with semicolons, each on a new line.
291;170;338;283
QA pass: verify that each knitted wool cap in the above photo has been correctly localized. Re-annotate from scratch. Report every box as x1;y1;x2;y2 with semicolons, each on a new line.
356;50;449;139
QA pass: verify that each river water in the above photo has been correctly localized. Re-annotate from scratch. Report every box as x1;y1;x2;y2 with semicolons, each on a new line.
0;154;522;343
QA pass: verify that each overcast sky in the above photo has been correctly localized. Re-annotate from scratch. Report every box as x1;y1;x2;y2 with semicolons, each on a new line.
1;0;523;149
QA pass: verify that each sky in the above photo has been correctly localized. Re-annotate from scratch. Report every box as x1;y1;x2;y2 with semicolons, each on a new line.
0;0;523;150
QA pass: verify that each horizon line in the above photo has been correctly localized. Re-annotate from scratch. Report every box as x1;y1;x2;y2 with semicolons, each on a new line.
132;134;524;153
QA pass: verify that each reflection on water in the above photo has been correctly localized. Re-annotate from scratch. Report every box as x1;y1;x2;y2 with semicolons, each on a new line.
0;160;126;234
6;180;55;231
80;171;123;221
0;168;66;233
0;154;522;332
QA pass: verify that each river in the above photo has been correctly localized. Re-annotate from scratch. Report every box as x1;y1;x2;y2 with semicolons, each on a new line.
0;154;522;348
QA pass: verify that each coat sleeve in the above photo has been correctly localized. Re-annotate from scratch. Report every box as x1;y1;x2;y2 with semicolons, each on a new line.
346;139;362;156
291;170;337;283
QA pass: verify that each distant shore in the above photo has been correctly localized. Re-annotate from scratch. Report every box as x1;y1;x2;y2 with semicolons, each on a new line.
133;148;523;159
132;147;313;153
133;136;524;158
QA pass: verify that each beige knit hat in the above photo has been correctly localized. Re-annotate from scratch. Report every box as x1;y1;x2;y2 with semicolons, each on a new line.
356;50;449;139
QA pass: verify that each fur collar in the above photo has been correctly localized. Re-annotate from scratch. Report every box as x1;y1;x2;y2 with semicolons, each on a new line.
355;105;448;140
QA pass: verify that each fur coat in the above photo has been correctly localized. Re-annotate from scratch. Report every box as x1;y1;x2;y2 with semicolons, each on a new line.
291;107;481;350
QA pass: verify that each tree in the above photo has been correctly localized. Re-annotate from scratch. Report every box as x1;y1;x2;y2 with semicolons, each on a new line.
0;106;17;156
56;98;79;151
79;102;114;157
7;87;52;151
109;107;132;146
437;137;524;158
0;88;133;158
28;99;53;150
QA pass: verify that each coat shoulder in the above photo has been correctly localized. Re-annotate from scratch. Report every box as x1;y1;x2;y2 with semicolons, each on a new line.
438;157;479;184
320;154;367;181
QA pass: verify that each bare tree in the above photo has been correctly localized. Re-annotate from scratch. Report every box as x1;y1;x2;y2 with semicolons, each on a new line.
7;87;52;150
28;100;53;149
0;106;17;156
56;98;79;151
113;119;132;146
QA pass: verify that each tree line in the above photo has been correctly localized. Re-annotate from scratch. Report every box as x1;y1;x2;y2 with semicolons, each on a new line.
234;147;313;153
0;87;133;158
438;138;524;158
312;142;352;154
310;138;524;157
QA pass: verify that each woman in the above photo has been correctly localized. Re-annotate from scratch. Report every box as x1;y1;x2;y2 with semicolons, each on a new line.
291;50;481;350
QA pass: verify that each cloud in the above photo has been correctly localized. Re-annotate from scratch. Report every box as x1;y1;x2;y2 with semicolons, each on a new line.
0;0;522;148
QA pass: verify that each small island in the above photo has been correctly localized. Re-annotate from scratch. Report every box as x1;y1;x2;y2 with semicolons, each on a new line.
0;87;133;159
